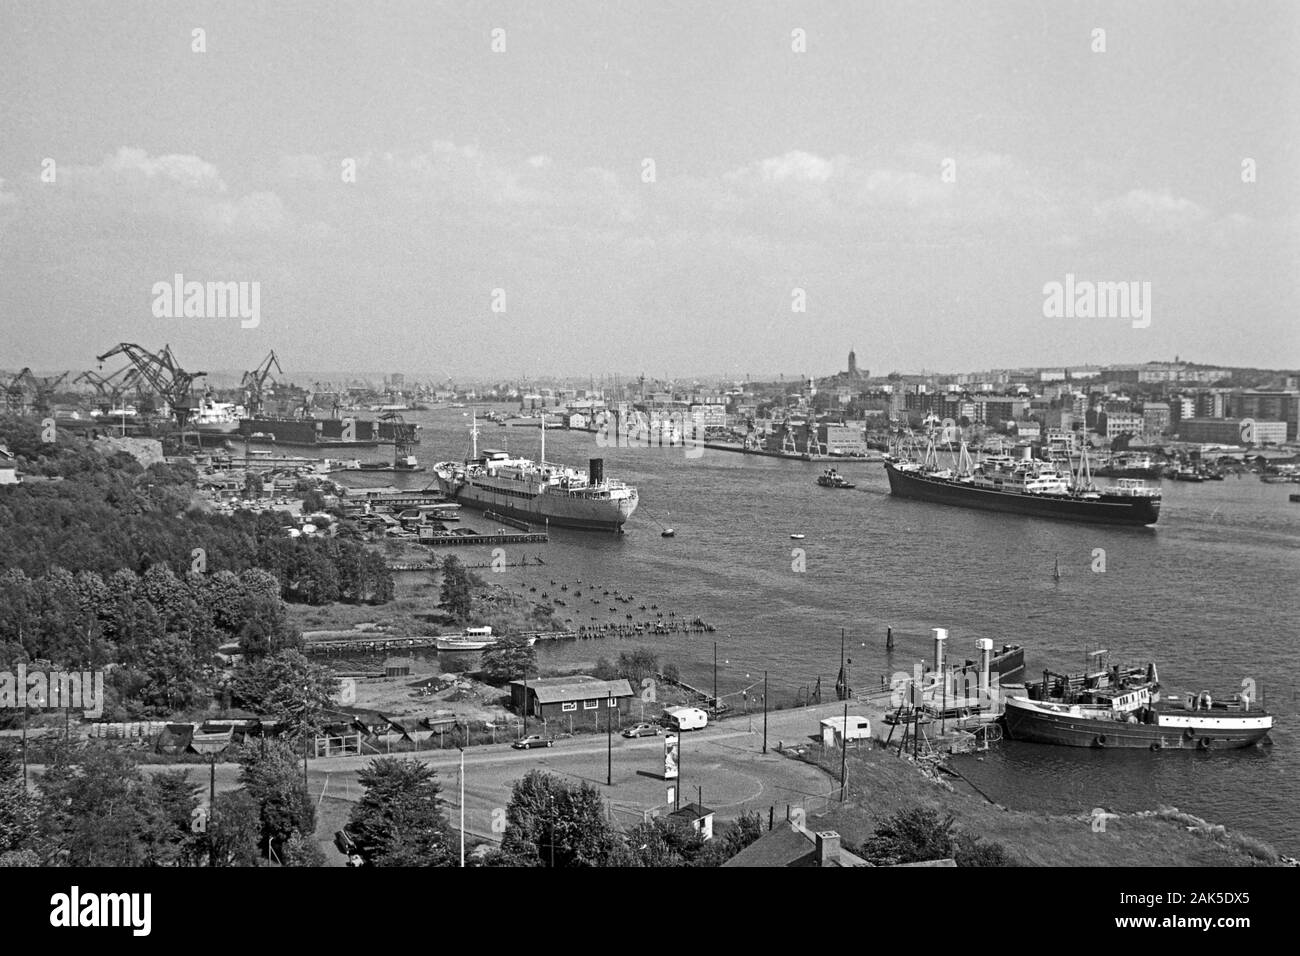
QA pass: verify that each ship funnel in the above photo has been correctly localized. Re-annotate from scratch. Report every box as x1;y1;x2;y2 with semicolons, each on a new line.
932;627;948;674
589;458;605;484
977;638;993;700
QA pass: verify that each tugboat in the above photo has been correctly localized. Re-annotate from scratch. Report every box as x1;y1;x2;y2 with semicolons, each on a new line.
1003;652;1271;750
816;468;856;489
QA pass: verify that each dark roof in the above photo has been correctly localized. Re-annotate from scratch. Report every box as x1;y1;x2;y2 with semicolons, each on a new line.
722;825;870;868
669;803;714;820
510;676;634;704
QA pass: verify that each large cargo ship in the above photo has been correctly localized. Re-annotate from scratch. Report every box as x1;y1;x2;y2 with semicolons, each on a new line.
237;415;418;447
884;441;1161;526
432;416;638;532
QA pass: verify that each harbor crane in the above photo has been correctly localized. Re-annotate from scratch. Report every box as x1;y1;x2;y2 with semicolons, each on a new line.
74;366;142;413
240;350;283;417
19;369;70;416
95;343;206;429
1;369;29;413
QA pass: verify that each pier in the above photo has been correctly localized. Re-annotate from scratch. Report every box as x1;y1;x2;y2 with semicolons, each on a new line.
422;531;549;547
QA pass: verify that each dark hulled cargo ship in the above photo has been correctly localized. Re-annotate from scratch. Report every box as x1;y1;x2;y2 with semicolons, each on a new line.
1003;690;1271;750
237;416;419;447
884;445;1160;526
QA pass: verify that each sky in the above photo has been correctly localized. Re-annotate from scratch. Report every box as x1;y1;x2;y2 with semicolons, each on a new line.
1;0;1298;383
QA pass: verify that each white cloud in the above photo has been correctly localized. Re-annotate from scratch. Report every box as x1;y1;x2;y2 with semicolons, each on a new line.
1095;189;1210;232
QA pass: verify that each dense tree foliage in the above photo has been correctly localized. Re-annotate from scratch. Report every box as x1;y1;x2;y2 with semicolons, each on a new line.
859;806;1012;867
36;744;201;866
235;738;316;863
0;420;392;606
347;757;454;867
228;649;339;738
478;636;538;685
494;770;618;868
438;555;473;621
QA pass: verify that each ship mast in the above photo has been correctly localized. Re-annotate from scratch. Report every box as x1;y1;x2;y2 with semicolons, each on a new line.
539;411;545;465
471;408;478;459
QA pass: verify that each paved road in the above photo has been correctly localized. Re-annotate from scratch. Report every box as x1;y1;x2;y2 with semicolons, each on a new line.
32;699;877;859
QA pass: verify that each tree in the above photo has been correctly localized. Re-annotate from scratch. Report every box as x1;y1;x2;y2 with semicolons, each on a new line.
616;647;658;685
206;790;261;867
235;739;316;862
612;817;704;867
283;830;328;867
955;832;1012;867
439;556;473;621
861;806;957;866
36;745;175;866
498;770;618;867
229;649;338;739
592;657;618;681
347;757;455;866
479;637;538;685
0;746;37;858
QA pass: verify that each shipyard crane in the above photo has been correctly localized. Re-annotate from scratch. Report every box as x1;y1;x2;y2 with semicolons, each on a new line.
1;369;29;413
239;350;283;418
95;343;206;429
74;366;142;413
20;369;70;416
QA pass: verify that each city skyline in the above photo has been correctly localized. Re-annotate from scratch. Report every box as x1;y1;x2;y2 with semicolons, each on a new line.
2;1;1299;376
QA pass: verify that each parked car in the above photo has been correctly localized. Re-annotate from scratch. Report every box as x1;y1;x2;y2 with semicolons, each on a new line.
622;722;662;739
512;734;552;750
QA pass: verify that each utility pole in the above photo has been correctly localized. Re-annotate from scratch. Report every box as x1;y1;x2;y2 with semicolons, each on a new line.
762;671;768;754
209;752;217;868
840;628;849;801
458;746;465;868
713;642;717;709
606;697;613;786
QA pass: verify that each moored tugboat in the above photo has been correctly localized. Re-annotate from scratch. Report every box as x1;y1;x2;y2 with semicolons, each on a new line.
1003;653;1271;750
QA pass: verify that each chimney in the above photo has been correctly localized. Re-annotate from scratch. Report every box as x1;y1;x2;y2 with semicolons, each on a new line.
977;638;993;701
815;830;841;867
932;627;948;674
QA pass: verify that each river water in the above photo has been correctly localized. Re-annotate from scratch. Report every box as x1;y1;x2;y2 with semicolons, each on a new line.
333;405;1300;853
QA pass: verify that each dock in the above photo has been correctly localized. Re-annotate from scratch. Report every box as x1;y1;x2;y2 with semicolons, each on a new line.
482;510;536;532
422;531;549;547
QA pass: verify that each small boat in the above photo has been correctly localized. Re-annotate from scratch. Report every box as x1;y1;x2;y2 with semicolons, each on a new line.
816;468;856;489
661;528;675;538
790;533;806;540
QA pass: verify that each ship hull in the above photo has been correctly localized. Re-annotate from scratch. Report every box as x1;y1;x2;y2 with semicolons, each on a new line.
885;462;1160;526
433;473;637;532
1003;699;1270;750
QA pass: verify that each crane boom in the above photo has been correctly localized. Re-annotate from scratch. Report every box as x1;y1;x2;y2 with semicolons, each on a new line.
96;343;206;428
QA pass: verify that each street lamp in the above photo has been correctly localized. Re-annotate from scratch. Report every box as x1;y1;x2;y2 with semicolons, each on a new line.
457;745;465;868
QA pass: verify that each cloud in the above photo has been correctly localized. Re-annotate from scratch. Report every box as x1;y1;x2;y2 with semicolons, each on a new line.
1095;188;1211;232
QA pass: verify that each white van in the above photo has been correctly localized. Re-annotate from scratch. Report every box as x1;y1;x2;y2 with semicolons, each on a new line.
662;706;708;731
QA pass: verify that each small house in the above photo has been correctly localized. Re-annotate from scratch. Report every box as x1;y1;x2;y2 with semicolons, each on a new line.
508;676;634;730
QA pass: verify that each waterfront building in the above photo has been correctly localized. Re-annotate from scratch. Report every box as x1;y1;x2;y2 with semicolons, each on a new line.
1178;418;1287;445
508;676;634;728
1141;402;1171;436
1232;389;1300;440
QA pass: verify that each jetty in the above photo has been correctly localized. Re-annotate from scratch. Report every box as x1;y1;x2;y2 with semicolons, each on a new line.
422;531;548;547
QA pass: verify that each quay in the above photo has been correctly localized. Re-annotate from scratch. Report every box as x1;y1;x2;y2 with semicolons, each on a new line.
422;531;548;546
357;491;448;507
483;510;535;532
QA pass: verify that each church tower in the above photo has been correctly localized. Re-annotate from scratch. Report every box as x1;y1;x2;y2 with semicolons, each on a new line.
848;347;858;377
